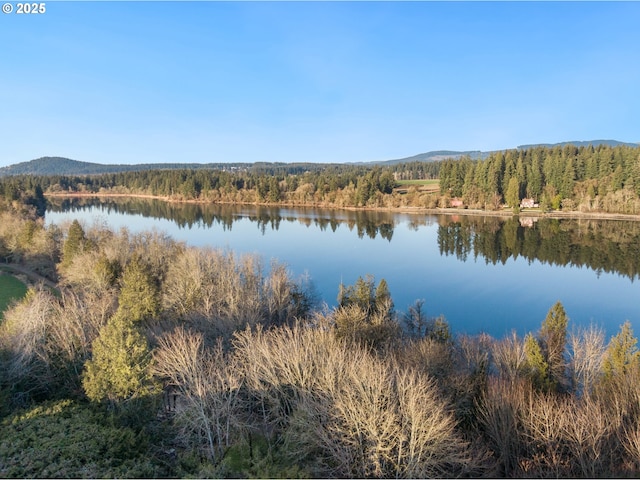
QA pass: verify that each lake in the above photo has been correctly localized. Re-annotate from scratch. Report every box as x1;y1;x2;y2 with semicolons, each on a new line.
45;197;640;339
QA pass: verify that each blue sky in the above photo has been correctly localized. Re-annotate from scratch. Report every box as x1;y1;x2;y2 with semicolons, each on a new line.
1;1;639;167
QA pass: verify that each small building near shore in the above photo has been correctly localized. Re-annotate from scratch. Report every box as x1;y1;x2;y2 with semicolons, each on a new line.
520;198;538;209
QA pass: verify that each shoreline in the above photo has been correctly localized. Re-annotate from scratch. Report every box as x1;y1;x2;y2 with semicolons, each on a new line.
44;191;640;222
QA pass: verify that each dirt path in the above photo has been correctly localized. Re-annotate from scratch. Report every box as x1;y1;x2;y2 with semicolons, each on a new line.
0;263;59;292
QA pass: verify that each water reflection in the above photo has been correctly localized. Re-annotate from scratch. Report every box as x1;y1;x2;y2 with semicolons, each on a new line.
47;197;640;281
46;197;411;242
437;215;640;281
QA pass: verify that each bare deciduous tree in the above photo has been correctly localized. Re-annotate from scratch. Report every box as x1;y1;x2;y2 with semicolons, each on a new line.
492;330;527;384
153;327;243;463
232;323;471;478
0;286;56;399
478;377;528;477
569;324;606;397
163;248;309;340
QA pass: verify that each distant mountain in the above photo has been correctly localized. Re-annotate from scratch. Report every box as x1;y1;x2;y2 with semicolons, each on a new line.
377;150;489;165
383;140;639;165
517;139;639;150
1;140;638;177
0;157;252;177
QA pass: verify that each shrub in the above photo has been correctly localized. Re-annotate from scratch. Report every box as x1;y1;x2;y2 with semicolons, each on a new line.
233;324;471;478
0;399;162;478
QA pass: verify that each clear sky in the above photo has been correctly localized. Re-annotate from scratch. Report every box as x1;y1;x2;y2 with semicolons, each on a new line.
1;1;639;167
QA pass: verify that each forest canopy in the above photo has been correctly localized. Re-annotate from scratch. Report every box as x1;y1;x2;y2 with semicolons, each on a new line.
439;144;640;213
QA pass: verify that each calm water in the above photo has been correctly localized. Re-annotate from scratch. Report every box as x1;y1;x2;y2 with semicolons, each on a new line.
45;197;640;339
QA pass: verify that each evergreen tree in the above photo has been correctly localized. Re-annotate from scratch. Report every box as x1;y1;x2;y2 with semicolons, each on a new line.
374;278;394;319
611;165;624;191
353;275;376;312
94;254;122;289
61;220;86;268
378;170;396;194
634;154;640;196
118;256;160;323
487;154;504;198
403;299;429;338
82;311;158;404
502;152;517;196
334;275;399;350
268;176;281;202
539;301;568;391
516;154;526;186
524;333;551;391
560;158;576;199
602;320;640;379
528;153;543;200
505;177;521;211
462;165;476;203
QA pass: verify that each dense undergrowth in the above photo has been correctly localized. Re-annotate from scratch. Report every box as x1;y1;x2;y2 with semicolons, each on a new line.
2;200;640;478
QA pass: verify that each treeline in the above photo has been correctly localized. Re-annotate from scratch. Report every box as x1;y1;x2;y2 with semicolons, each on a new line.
2;202;640;477
0;161;442;210
0;156;434;179
3;144;640;215
440;144;640;213
437;215;640;280
0;165;386;203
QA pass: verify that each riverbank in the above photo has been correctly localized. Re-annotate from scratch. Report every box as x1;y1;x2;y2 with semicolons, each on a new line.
44;191;640;222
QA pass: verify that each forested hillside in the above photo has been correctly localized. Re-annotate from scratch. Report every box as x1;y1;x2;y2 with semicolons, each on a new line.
0;162;441;209
3;194;640;477
379;149;488;164
1;144;640;216
0;156;333;177
439;144;640;213
0;144;640;214
517;139;638;150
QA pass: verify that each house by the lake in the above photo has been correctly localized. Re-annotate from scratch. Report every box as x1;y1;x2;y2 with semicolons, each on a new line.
520;198;539;209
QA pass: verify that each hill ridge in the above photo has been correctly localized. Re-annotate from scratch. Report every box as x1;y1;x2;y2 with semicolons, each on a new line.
1;140;638;177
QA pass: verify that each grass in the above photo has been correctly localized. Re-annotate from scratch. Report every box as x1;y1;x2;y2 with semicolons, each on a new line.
396;179;440;186
0;273;28;318
395;179;440;194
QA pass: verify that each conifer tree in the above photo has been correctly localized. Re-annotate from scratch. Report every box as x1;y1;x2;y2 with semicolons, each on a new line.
82;312;158;404
524;333;551;391
334;275;398;349
505;177;521;212
83;256;161;405
539;301;569;391
602;320;640;380
561;158;576;200
61;220;86;268
528;153;543;200
118;255;160;324
374;278;394;319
